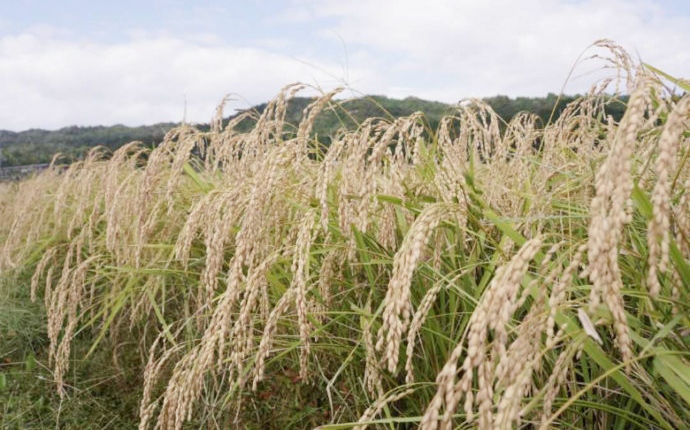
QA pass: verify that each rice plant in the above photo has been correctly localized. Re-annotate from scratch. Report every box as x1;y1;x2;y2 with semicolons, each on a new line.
1;41;689;429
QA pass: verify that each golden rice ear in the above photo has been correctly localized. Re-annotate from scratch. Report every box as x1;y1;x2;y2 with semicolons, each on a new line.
647;95;690;298
420;238;543;430
586;75;656;365
376;202;463;373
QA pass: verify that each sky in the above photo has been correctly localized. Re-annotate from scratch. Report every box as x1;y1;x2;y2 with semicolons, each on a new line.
1;0;689;131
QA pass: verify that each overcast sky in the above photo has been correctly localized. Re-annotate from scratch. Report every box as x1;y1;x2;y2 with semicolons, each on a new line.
1;0;689;131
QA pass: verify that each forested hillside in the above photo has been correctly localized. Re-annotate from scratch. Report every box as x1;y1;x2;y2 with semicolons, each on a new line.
0;93;628;167
0;123;177;166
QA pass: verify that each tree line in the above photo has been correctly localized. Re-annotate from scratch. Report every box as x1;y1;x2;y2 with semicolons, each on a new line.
0;93;628;167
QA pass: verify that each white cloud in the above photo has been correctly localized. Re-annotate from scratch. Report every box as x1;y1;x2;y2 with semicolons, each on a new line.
0;31;373;131
293;0;690;97
2;0;690;130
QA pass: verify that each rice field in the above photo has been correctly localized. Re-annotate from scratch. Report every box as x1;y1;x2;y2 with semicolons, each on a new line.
1;43;690;429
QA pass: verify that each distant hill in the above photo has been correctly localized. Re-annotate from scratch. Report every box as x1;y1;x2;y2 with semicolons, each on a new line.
0;93;627;167
0;123;178;167
225;95;457;145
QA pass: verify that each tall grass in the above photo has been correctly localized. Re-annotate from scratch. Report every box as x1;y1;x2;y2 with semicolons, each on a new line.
1;42;690;429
